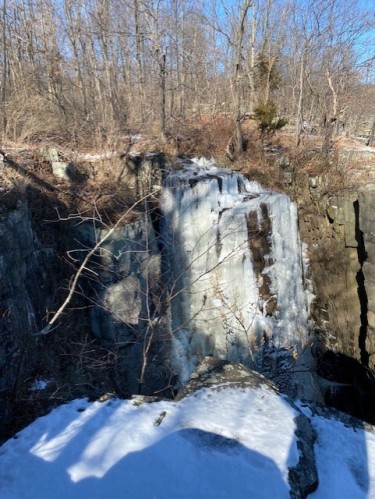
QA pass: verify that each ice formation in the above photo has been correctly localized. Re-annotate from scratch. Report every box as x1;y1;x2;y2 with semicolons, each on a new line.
161;159;312;383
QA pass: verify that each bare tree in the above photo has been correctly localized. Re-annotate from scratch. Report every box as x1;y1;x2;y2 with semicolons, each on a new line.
1;0;7;136
0;0;373;146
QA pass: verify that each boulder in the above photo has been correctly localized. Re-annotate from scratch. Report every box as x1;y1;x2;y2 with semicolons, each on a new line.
177;358;319;498
51;160;75;181
175;357;276;400
39;146;76;181
288;414;319;498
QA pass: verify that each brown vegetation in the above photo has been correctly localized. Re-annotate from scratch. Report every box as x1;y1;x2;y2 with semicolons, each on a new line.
0;0;373;155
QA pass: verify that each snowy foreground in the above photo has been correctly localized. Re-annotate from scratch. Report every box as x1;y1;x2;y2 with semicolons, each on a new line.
1;385;375;499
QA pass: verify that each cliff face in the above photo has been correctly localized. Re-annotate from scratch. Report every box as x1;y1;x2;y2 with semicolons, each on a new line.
73;215;168;396
298;182;375;372
0;201;57;423
299;190;360;358
296;177;375;420
1;154;375;437
359;187;375;369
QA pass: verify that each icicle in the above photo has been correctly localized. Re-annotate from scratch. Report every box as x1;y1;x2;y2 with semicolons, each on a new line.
161;159;312;384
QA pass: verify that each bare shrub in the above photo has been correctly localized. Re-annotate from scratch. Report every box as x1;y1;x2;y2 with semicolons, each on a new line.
5;93;60;144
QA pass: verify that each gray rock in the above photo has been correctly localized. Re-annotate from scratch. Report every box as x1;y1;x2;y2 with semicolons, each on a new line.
51;161;75;181
104;276;142;325
175;357;276;400
0;202;56;397
118;153;166;195
327;192;357;247
39;146;76;181
288;414;319;498
176;358;319;498
39;146;60;162
308;175;321;190
75;214;165;395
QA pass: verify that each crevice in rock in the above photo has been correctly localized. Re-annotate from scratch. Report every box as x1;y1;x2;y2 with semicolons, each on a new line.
288;414;318;499
354;199;369;366
148;201;164;252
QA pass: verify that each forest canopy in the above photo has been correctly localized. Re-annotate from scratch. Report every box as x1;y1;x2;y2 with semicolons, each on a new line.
0;0;374;147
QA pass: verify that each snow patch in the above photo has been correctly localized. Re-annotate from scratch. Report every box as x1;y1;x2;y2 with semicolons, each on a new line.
0;387;298;499
1;386;375;498
30;379;50;391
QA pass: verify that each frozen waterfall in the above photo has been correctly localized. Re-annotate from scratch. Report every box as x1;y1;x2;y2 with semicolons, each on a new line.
161;158;313;386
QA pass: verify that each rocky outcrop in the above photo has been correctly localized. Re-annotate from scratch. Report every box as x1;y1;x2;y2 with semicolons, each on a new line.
359;186;375;368
177;358;319;498
288;413;319;498
0;201;55;417
304;186;375;371
75;217;161;339
74;213;168;395
118;153;165;196
39;146;76;181
296;176;375;421
175;356;276;400
301;190;362;359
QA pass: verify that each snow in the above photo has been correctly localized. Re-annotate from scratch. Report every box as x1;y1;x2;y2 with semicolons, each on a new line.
0;386;298;499
310;415;375;498
1;385;375;498
347;145;375;154
78;151;118;161
30;379;50;391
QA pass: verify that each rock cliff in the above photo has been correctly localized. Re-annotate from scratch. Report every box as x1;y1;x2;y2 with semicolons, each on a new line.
0;200;57;426
299;182;375;371
296;177;375;420
1;152;375;440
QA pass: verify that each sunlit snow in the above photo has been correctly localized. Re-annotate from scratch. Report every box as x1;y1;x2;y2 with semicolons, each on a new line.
1;387;375;498
0;387;297;499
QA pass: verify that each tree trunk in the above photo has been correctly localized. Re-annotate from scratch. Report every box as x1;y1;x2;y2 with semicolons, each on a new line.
2;0;7;137
321;115;335;156
234;0;252;156
295;52;305;147
368;120;375;147
159;52;167;142
321;70;338;156
247;3;256;115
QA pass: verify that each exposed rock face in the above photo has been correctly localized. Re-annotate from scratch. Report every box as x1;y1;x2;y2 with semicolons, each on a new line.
74;214;168;395
175;356;276;400
39;146;76;181
302;185;375;370
118;153;166;196
359;186;375;368
288;414;319;498
297;176;375;421
77;218;161;340
0;202;55;419
300;189;361;359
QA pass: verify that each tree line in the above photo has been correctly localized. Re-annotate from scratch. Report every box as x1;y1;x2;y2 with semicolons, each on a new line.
1;0;374;148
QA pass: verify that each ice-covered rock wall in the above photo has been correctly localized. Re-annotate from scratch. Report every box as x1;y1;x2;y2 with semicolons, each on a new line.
161;159;313;384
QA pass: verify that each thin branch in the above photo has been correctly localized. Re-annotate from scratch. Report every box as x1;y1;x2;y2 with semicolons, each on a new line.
35;191;157;337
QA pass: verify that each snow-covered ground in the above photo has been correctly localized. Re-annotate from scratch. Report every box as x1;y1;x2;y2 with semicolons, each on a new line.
0;385;374;499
